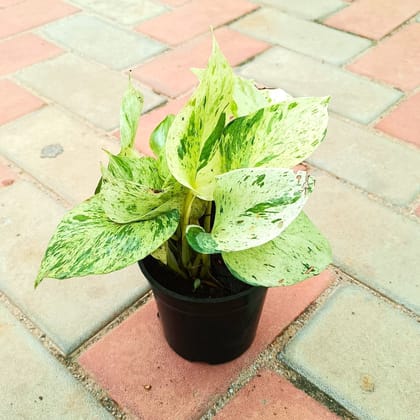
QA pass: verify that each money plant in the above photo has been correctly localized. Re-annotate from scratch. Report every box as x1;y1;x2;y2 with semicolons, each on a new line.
35;40;332;291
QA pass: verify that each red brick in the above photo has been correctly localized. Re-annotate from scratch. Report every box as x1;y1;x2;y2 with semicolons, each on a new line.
347;23;420;92
0;80;44;125
0;0;79;39
415;206;420;218
79;270;333;420
0;162;17;187
132;27;270;97
214;370;339;420
375;92;420;147
324;0;419;40
0;34;62;76
136;0;258;46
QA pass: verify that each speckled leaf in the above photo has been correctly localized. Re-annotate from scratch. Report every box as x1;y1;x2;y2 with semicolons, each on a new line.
34;195;179;287
231;76;269;117
119;81;144;155
101;160;183;223
186;168;313;253
166;39;234;200
106;153;162;187
223;212;332;287
221;96;329;172
149;114;175;182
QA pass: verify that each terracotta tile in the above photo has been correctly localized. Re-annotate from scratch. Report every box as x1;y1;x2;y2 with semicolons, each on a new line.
0;34;62;76
136;0;258;45
324;0;419;40
0;161;17;187
132;27;270;97
375;92;420;147
347;23;420;92
79;270;333;420
0;0;79;39
0;80;44;125
214;370;338;420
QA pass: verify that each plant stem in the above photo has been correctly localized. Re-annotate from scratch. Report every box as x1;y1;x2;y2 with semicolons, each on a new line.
181;190;195;272
199;200;213;279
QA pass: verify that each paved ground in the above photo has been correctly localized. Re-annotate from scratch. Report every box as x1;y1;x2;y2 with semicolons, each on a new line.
0;0;419;419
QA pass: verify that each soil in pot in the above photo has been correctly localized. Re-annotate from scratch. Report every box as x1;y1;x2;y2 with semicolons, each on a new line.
139;256;267;364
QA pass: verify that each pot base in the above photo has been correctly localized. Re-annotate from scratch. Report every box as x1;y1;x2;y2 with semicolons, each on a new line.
139;256;267;364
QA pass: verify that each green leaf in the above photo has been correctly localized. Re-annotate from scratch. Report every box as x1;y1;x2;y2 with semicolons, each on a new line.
149;114;175;181
231;76;269;117
222;212;332;287
120;80;144;155
101;157;184;223
186;168;313;253
35;195;179;287
221;96;330;172
106;153;162;188
165;38;234;200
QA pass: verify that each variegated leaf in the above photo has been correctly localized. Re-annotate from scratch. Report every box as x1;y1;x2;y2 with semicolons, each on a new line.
221;96;329;172
186;168;313;253
119;81;144;155
166;39;234;200
106;153;162;188
101;161;183;223
149;114;175;182
231;76;269;117
34;195;179;287
222;212;332;287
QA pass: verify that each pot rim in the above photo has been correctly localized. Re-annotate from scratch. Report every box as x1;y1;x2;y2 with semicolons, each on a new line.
138;258;266;305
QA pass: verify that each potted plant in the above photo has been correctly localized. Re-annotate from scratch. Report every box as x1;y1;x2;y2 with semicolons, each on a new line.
35;39;332;364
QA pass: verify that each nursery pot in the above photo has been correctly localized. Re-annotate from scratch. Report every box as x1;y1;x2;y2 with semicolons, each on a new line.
139;256;267;364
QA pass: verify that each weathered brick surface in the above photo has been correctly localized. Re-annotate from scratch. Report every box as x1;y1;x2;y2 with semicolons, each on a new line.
79;271;332;419
41;14;165;70
136;0;258;45
0;34;62;76
132;27;269;97
305;170;420;314
214;370;338;419
347;23;420;92
283;284;420;420
0;79;44;126
324;0;420;40
239;46;402;124
376;92;420;147
0;180;150;355
232;8;371;64
252;0;346;19
16;54;164;131
308;116;420;205
0;303;113;419
0;0;79;39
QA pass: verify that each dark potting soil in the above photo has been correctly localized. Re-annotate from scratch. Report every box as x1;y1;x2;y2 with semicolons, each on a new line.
145;255;251;299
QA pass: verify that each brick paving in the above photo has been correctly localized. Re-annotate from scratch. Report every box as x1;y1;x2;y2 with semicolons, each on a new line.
0;0;419;419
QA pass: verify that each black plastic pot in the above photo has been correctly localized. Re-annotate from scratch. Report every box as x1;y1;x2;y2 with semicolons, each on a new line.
139;256;267;364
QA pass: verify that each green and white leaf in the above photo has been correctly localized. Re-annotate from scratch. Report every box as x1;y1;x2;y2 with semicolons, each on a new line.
119;80;144;155
166;39;234;200
186;168;314;253
149;114;175;182
35;195;179;287
222;212;332;287
101;163;183;223
262;88;291;104
231;76;269;117
221;96;329;172
106;153;162;188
